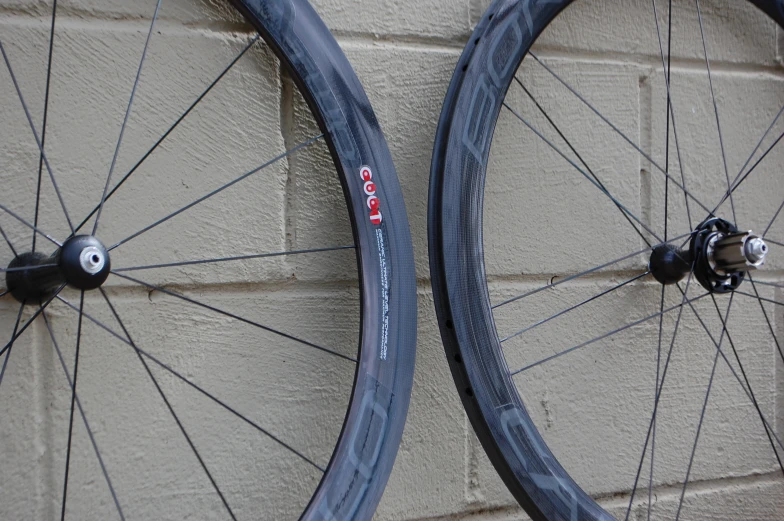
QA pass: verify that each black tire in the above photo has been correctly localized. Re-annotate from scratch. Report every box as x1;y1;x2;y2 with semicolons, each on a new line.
428;1;784;520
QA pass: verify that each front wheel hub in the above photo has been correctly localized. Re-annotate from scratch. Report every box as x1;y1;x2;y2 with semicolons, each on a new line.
649;218;769;293
5;235;111;303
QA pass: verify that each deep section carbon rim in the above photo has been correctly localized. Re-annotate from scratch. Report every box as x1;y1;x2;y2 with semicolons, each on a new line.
0;1;416;519
430;1;784;519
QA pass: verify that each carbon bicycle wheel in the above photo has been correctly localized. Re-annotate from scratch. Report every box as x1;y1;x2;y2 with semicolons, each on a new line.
0;1;416;519
430;0;784;519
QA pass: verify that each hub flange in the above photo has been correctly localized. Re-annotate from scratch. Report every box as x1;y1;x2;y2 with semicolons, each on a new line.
649;218;769;293
5;235;111;303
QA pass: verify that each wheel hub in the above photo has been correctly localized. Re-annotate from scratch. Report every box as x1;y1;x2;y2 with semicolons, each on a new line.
5;235;111;303
649;218;769;293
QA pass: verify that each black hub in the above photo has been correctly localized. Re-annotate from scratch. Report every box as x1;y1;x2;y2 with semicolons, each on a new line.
5;235;111;303
649;218;769;293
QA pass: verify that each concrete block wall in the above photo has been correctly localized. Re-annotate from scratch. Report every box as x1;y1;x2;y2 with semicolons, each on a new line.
0;0;782;520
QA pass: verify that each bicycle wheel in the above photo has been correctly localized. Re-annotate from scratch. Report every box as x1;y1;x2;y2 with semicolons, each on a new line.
430;0;784;519
0;0;415;519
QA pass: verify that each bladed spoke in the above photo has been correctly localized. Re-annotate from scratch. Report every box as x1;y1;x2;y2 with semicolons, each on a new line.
99;291;237;520
60;291;85;521
109;134;324;251
112;271;356;363
74;35;261;234
0;41;73;233
92;0;162;235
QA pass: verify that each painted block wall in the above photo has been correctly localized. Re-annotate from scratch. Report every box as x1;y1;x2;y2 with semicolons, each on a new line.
0;0;782;520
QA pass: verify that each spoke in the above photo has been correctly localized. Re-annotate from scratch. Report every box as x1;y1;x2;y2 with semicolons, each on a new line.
0;302;26;389
92;0;162;235
492;231;692;310
503;101;663;244
112;271;356;363
511;290;710;376
652;0;692;230
528;52;713;217
696;0;736;223
675;287;784;453
749;279;784;290
74;35;261;233
0;285;65;360
747;275;784;365
649;4;674;512
0;224;18;257
733;103;784;192
513;78;651;246
647;284;667;520
109;134;324;251
55;291;325;473
735;290;784;307
623;275;695;521
99;292;237;521
1;264;58;273
33;0;58;253
763;200;784;237
41;311;126;521
706;294;784;478
0;41;73;233
60;291;85;521
0;291;8;298
501;272;649;343
673;294;734;521
114;244;354;272
764;238;784;249
0;202;62;247
715;129;784;212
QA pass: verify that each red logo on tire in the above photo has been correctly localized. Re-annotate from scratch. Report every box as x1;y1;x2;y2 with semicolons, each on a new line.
360;166;382;225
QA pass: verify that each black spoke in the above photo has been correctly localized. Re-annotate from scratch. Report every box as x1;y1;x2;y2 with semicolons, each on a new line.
1;264;58;273
74;35;261;234
734;290;784;307
0;224;18;257
0;41;73;233
763;200;784;237
0;285;65;360
647;284;666;520
528;52;713;217
674;287;784;452
41;311;126;521
696;0;736;222
707;294;784;478
503;101;663;243
99;291;237;521
109;134;324;251
33;0;58;253
0;202;62;247
114;244;354;273
511;291;710;376
0;302;26;389
673;294;734;521
55;292;325;473
513;78;651;246
623;275;695;521
652;0;692;230
747;275;784;365
501;272;649;343
112;271;356;363
715;129;784;211
60;291;85;521
92;0;162;235
493;231;692;310
749;278;784;290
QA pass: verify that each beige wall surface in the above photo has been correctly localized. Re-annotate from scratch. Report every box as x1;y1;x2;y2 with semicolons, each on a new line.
0;0;783;520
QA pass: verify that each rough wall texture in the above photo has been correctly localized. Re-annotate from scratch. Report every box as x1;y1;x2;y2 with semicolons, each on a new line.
0;0;782;520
